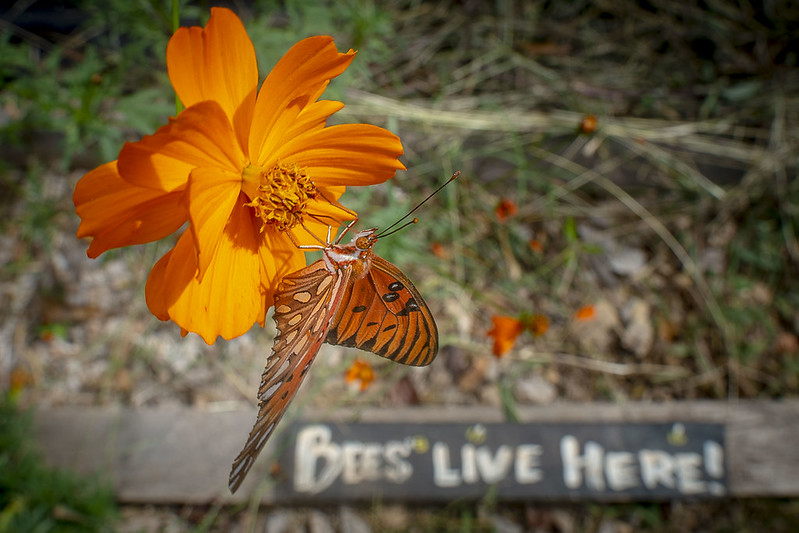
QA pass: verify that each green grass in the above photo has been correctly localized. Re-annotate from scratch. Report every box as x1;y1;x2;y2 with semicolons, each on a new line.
0;395;118;532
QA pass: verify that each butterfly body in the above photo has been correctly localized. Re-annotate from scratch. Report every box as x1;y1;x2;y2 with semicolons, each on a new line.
229;227;437;492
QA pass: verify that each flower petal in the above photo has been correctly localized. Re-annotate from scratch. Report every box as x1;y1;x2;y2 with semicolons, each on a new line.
284;99;344;139
487;316;524;357
257;226;307;314
118;100;245;192
278;124;405;186
145;246;175;321
249;36;356;165
167;7;257;150
187;167;243;281
286;185;350;246
73;161;187;257
146;203;263;344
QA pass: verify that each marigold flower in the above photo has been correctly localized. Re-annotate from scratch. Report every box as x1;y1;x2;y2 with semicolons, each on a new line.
495;198;517;222
73;8;405;343
487;315;524;357
575;304;596;321
345;359;375;391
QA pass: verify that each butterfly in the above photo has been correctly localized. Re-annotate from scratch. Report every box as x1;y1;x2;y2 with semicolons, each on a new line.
228;226;438;493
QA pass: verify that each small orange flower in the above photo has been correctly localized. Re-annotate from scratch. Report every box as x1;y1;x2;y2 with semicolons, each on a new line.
345;359;375;391
487;315;524;357
529;239;543;253
431;242;447;259
495;199;517;222
575;304;596;321
9;366;33;397
525;314;549;337
73;8;405;343
580;114;598;134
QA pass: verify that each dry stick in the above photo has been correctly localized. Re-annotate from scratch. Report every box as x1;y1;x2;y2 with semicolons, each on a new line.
516;351;689;378
343;91;772;161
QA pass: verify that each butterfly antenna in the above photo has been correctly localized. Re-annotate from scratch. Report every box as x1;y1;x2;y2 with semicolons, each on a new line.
378;218;418;239
377;171;460;238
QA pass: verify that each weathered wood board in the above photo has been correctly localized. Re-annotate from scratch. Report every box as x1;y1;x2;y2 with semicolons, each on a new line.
31;401;799;503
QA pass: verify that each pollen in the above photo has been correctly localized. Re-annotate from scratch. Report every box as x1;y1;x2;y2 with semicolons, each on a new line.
243;162;316;232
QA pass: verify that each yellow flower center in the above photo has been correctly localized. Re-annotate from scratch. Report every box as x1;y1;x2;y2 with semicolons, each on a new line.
242;162;316;232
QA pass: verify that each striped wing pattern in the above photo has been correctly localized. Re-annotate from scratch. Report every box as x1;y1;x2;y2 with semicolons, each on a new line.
228;260;351;493
326;256;438;366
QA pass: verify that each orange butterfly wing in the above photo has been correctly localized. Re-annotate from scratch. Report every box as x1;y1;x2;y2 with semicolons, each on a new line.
228;260;351;493
326;255;438;366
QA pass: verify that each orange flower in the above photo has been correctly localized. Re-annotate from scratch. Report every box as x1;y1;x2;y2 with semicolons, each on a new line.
495;198;517;222
345;359;375;391
487;315;524;357
529;239;543;253
575;304;596;321
73;8;404;343
525;314;549;337
580;114;598;134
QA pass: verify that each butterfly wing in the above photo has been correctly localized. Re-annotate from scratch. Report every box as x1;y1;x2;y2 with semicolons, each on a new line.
228;260;351;493
325;255;438;366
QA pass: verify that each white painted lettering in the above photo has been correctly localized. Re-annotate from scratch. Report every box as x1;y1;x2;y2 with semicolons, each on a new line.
639;449;675;489
294;425;342;494
342;442;382;484
384;441;413;484
561;436;605;490
461;444;478;484
675;453;706;494
515;444;543;484
605;451;639;491
476;445;514;484
432;442;461;487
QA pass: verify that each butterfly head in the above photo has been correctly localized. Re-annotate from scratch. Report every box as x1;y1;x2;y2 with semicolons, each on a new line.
353;228;379;251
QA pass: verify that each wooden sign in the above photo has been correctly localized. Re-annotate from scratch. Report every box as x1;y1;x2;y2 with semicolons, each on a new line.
275;421;726;501
33;401;799;503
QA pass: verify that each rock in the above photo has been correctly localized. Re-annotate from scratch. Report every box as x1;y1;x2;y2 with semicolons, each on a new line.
569;299;620;353
608;246;647;277
457;356;490;394
488;513;523;533
620;297;654;358
307;510;335;533
264;510;299;533
339;506;372;533
378;504;410;530
513;374;557;404
388;376;420;405
578;224;647;278
479;383;502;407
443;345;470;382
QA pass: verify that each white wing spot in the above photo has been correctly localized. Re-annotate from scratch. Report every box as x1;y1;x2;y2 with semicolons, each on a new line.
316;275;333;294
255;422;276;452
260;382;281;401
275;357;291;377
293;291;312;303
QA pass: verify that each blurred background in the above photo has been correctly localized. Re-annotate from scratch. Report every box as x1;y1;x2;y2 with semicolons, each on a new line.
1;0;798;531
